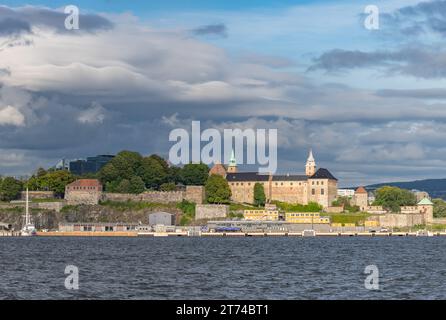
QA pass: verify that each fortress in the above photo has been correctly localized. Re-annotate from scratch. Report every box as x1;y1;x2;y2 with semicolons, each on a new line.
210;150;338;208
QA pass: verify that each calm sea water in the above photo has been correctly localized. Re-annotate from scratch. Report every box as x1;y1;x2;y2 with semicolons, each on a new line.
0;236;445;299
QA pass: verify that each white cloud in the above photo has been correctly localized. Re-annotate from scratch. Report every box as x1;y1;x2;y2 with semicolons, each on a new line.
0;4;446;185
78;102;106;124
0;105;24;126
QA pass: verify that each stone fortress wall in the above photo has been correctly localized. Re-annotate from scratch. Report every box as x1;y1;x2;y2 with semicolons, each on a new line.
101;186;205;204
21;191;55;200
195;204;229;220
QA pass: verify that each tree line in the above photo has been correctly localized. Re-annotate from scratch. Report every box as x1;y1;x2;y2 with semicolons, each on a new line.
0;150;237;204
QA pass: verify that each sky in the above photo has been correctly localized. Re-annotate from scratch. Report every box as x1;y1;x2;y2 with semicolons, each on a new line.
1;0;446;186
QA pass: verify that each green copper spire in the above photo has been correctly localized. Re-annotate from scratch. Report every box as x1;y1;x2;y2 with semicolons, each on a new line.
229;149;237;166
418;198;433;205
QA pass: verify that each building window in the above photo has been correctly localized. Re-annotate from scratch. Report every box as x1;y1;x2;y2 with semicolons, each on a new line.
312;189;315;195
321;189;325;195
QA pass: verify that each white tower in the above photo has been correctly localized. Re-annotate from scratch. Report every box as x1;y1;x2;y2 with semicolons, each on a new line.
305;149;317;176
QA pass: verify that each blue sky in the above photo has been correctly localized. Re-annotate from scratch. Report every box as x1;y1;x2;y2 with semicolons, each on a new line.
1;0;446;186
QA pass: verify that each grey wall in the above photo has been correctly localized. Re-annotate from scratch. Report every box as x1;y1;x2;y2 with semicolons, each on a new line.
149;212;175;226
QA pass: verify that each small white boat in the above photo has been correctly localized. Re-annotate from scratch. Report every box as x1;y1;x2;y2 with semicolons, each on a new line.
416;230;434;237
21;188;36;237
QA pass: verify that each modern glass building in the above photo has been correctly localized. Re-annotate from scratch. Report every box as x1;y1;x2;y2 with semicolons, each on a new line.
69;154;115;176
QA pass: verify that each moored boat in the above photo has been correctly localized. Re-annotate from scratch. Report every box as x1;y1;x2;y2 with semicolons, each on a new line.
21;188;36;237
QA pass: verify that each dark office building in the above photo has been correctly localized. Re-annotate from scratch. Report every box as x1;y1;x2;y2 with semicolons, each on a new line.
69;155;115;176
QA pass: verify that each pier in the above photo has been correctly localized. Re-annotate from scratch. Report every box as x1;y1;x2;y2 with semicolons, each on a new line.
22;231;446;237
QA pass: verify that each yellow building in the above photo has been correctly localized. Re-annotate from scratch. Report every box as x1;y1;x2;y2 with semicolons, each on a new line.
285;212;330;224
244;210;279;221
364;220;379;227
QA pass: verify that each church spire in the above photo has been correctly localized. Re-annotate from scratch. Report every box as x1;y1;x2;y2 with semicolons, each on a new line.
305;148;316;176
227;149;238;173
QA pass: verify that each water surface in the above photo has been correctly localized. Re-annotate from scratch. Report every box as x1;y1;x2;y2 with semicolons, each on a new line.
0;237;444;299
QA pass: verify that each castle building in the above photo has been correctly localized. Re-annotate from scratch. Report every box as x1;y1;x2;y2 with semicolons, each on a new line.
353;186;369;210
210;150;338;208
65;179;103;205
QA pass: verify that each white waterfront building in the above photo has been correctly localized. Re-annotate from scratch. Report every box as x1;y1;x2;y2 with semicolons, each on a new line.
337;189;355;197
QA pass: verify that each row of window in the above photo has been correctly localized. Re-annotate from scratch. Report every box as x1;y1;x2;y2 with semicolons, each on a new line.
231;182;305;187
287;213;320;217
230;181;325;187
70;186;98;190
311;188;325;195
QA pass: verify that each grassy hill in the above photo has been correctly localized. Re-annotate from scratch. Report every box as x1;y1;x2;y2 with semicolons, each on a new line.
365;178;446;199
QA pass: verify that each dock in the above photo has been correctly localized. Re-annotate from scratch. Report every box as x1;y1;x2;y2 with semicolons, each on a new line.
0;231;444;237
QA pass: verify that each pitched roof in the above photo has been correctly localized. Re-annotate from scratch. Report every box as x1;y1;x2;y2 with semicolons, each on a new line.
309;168;337;181
209;163;227;176
67;179;102;187
272;174;308;181
418;198;433;205
226;172;270;182
355;186;367;194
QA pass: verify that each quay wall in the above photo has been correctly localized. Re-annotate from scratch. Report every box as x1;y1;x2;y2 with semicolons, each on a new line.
37;231;138;237
378;213;424;228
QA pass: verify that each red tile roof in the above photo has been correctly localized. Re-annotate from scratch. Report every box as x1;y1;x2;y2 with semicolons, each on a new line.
209;163;227;176
355;186;367;194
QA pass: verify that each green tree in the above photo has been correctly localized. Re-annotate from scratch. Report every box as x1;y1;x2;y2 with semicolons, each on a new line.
180;163;209;185
27;170;75;197
253;183;266;207
433;198;446;218
160;182;176;191
332;196;359;213
116;179;131;193
129;176;145;194
373;186;416;213
105;180;120;193
147;154;169;170
138;155;168;189
36;167;47;178
99;150;143;183
167;166;182;184
205;174;231;204
0;177;23;202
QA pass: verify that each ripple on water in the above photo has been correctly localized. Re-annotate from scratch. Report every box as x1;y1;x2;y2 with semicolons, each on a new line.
1;237;446;299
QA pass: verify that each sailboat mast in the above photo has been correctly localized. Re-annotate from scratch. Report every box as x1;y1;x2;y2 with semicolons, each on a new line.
26;188;29;225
